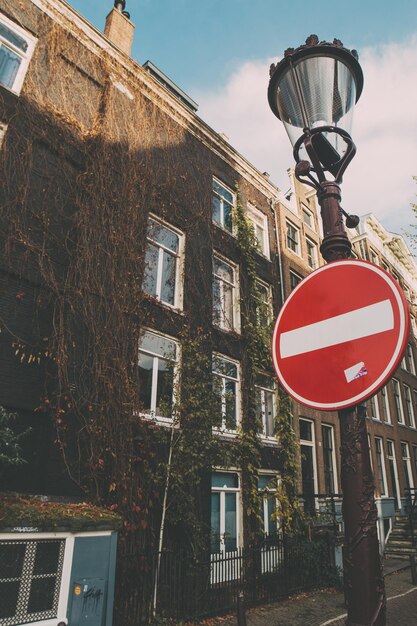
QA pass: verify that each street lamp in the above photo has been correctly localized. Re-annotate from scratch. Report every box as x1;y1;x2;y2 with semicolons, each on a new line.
268;36;386;626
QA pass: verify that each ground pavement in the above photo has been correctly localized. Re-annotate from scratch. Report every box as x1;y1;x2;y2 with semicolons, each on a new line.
208;559;417;626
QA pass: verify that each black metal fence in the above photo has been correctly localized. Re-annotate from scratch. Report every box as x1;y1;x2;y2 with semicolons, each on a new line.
405;487;417;546
114;533;338;625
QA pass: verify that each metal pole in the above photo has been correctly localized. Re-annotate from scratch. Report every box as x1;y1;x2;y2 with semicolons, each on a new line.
237;590;247;626
317;181;386;626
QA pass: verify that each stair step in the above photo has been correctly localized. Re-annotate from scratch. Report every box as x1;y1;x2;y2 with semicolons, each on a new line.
385;545;416;552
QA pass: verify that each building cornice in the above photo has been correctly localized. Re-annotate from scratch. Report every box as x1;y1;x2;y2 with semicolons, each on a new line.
28;0;281;200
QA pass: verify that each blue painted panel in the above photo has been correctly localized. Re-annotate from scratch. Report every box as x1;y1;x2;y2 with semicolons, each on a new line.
67;533;117;626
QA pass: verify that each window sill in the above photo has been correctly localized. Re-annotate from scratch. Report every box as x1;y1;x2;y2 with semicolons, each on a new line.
213;428;238;439
213;323;241;336
142;293;184;314
398;422;416;430
137;412;176;426
212;221;237;238
260;436;280;447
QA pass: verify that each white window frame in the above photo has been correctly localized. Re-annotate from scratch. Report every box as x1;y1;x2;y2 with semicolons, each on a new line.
286;220;300;255
380;385;391;424
387;440;401;509
255;375;277;441
392;378;405;424
210;471;241;556
413;445;417;478
401;441;415;491
0;13;36;95
143;215;185;309
212;177;235;233
404;344;416;375
212;354;240;434
305;236;318;270
258;473;280;536
369;394;380;420
289;269;302;291
254;279;273;326
212;254;240;333
367;433;373;471
321;424;338;494
403;384;416;428
138;329;179;423
369;249;378;265
301;204;313;229
246;204;270;259
375;437;387;497
299;417;318;505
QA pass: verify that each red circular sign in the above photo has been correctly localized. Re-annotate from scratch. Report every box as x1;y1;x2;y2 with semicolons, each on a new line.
272;260;410;411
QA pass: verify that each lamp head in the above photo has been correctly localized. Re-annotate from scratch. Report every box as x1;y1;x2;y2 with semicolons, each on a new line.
268;36;363;167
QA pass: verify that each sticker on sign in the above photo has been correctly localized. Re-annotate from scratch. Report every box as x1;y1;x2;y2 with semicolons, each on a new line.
272;260;410;411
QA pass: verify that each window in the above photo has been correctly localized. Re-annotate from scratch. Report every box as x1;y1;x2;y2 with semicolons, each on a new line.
247;205;270;258
387;440;401;509
286;221;300;254
401;442;414;490
0;539;65;625
138;330;178;420
381;261;389;272
404;344;416;375
369;250;378;265
213;256;240;332
254;280;272;326
357;239;367;260
301;205;313;228
403;385;416;428
299;418;317;514
212;178;235;233
367;433;373;471
258;474;279;537
375;438;387;496
0;14;36;94
212;355;240;432
143;217;184;308
392;379;404;424
289;269;302;291
211;472;240;554
255;374;276;439
306;237;318;269
380;386;391;423
392;272;399;282
322;425;337;494
369;394;380;420
413;445;417;478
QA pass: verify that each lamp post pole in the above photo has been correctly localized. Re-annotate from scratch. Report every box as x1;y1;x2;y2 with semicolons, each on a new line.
303;154;386;626
268;37;386;625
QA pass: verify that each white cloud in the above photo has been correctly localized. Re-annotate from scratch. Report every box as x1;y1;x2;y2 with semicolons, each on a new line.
196;36;417;236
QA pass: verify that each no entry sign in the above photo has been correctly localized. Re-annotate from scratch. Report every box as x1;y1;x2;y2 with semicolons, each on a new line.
272;260;410;411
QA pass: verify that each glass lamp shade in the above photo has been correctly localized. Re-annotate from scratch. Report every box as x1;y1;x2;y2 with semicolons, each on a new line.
268;44;363;159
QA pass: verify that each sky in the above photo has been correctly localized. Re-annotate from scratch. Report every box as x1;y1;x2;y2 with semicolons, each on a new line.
66;0;417;242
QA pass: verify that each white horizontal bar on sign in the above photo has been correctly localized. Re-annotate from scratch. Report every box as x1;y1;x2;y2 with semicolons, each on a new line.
280;299;394;359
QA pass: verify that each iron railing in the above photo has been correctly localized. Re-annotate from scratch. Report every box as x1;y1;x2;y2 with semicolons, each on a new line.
298;492;343;533
405;487;417;546
113;532;337;625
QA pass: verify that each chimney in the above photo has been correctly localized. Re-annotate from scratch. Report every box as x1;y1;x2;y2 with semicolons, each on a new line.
104;1;135;56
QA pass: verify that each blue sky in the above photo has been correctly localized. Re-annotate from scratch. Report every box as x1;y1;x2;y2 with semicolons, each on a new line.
66;0;417;240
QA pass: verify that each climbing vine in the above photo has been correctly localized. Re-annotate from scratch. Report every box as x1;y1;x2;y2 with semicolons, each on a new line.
233;189;301;537
0;2;301;563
